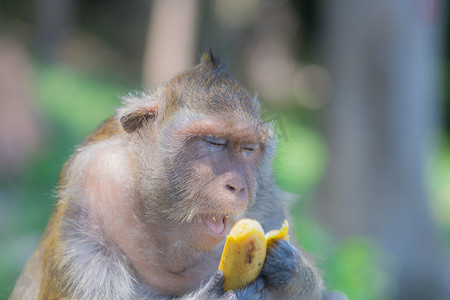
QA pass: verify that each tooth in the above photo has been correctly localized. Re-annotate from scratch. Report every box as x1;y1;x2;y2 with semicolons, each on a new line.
212;217;216;222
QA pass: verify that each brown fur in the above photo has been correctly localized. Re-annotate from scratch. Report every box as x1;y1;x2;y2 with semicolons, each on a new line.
83;117;121;145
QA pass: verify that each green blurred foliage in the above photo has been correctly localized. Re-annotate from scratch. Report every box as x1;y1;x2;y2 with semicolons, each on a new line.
35;64;125;139
429;138;450;240
325;237;395;300
272;114;327;194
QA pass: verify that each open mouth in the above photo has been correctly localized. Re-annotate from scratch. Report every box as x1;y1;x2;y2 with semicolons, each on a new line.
201;214;230;236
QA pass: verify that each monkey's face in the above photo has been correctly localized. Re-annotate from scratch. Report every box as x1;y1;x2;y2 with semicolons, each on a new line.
119;54;274;251
146;116;267;251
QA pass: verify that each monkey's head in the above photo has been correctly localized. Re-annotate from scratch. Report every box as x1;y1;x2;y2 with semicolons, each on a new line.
118;53;275;251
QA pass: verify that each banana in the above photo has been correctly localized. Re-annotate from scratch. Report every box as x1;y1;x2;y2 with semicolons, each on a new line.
218;218;290;291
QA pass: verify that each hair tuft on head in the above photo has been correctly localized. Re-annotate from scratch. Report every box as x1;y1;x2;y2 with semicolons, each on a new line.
201;50;221;69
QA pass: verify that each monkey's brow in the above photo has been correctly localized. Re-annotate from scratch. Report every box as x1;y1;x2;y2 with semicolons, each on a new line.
175;119;261;143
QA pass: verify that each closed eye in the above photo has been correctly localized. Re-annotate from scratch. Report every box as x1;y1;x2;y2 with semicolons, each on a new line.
203;136;227;148
241;143;259;152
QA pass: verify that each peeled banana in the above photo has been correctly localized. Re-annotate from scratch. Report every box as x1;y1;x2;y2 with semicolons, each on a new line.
218;218;290;291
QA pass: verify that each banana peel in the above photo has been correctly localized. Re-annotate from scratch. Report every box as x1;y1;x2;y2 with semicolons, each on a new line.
218;219;290;291
265;220;289;247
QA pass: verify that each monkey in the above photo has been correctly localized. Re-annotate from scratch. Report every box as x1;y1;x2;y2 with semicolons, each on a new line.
10;52;347;300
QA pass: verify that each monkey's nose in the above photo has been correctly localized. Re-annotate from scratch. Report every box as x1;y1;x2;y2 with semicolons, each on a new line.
225;182;248;203
225;184;244;194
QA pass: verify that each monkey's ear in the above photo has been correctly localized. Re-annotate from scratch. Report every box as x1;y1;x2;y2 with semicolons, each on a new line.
120;107;155;133
118;96;160;134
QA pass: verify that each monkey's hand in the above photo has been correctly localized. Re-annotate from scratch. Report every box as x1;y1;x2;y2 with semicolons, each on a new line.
184;270;237;300
261;240;301;289
260;240;348;300
260;239;320;299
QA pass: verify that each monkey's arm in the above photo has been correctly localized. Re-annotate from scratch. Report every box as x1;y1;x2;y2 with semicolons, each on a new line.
261;240;348;300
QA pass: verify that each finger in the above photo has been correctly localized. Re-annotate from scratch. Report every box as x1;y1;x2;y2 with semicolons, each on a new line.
208;270;225;287
224;290;238;300
235;277;266;300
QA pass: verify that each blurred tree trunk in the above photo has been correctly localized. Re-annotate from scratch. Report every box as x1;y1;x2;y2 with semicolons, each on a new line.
317;1;449;299
142;0;199;87
34;0;77;61
0;39;42;176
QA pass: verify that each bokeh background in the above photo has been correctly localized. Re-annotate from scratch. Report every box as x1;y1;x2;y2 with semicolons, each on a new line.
0;1;449;299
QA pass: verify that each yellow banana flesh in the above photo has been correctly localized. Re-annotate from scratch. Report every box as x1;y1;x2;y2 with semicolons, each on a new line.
218;218;290;291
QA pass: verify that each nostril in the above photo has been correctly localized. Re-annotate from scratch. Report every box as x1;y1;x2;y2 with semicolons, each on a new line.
226;184;246;196
226;184;236;193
